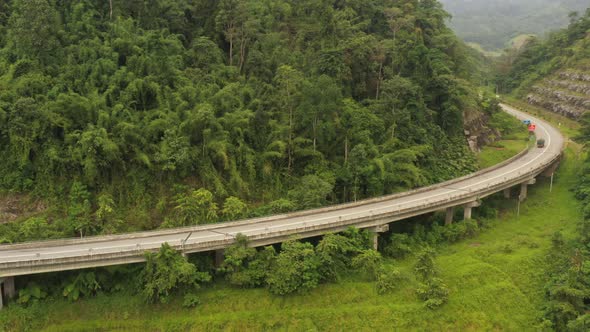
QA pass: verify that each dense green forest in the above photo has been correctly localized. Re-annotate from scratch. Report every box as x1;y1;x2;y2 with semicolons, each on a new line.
440;0;589;51
0;0;492;240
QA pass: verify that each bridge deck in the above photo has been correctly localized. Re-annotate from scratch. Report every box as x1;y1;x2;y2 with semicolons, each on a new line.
0;104;565;277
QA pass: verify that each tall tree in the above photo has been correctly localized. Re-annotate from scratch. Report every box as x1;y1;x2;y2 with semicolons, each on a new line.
274;65;304;173
8;0;60;61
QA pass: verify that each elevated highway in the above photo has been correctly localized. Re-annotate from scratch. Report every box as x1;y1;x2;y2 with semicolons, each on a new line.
0;104;565;307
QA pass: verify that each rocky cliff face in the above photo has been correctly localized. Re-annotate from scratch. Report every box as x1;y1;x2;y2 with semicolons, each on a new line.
464;110;501;152
527;69;590;118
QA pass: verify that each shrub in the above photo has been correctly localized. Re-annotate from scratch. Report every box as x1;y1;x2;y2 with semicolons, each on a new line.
567;314;590;332
384;233;414;259
62;272;100;301
17;283;47;305
142;243;211;303
18;217;52;241
12;59;35;79
416;277;450;309
376;267;403;294
551;231;565;248
182;293;201;308
221;235;277;288
266;241;324;295
414;247;437;281
464;220;480;238
231;246;277;288
443;222;467;242
264;199;297;214
351;249;382;280
316;227;371;276
222;196;248;220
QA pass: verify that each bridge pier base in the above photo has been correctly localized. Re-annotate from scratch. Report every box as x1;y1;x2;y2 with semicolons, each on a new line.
369;224;390;251
503;188;511;199
445;207;454;225
0;277;16;310
519;178;536;202
464;201;481;220
214;249;225;268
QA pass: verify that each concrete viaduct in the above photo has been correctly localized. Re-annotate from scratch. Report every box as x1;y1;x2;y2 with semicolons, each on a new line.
0;104;565;309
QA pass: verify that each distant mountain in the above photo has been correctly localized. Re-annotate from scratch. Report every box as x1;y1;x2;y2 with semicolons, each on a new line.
439;0;589;51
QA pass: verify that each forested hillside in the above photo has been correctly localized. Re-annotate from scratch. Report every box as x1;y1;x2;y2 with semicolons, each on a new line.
440;0;588;51
496;9;590;118
0;0;494;239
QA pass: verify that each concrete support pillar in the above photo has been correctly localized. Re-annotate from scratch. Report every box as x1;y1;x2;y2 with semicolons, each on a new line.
445;207;454;226
519;178;536;202
369;224;390;251
3;277;15;300
214;249;225;268
519;183;528;201
0;277;15;310
503;188;511;199
464;206;473;220
464;201;481;220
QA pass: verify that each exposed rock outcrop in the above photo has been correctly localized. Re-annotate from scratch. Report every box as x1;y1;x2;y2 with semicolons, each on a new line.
527;69;590;119
464;110;501;153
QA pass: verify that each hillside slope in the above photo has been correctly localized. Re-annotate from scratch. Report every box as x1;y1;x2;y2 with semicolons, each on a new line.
498;9;590;119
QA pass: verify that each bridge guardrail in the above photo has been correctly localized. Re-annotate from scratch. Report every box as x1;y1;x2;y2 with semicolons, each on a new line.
0;151;561;274
0;144;532;251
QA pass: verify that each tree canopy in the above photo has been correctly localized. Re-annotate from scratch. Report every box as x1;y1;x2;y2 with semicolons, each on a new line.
0;0;486;238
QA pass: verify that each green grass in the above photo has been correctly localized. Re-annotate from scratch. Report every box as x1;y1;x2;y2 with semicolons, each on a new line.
478;139;529;169
1;145;583;332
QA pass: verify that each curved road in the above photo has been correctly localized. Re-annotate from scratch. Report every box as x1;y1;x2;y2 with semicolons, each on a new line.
0;104;565;277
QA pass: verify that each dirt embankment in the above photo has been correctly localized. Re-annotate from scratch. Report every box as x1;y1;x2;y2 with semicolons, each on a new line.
0;194;47;223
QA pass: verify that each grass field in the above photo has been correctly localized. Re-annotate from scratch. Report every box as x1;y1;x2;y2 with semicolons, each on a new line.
478;139;529;169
